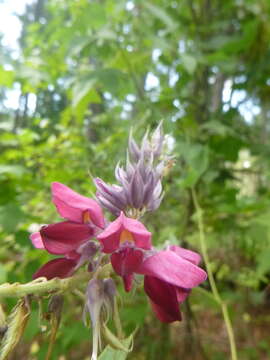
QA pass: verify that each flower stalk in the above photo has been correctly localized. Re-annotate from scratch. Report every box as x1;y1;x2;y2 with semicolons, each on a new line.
0;264;112;299
191;188;238;360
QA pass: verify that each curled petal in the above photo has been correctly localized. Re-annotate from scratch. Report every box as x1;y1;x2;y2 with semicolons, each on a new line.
40;221;94;255
137;250;207;289
144;276;181;323
33;258;77;280
30;232;44;249
51;182;105;228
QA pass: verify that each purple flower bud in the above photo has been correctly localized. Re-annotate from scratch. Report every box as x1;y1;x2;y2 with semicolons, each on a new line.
75;241;100;270
94;123;170;217
84;278;117;360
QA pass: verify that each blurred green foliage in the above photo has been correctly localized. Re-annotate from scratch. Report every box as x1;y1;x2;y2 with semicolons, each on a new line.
0;0;270;359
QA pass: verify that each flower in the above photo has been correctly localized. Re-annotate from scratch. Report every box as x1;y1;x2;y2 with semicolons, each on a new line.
97;212;151;253
51;182;105;229
97;213;207;322
84;278;116;360
97;211;151;291
31;182;104;279
94;123;171;217
138;246;207;323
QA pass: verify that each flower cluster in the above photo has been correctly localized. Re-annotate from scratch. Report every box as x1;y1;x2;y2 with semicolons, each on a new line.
94;122;170;218
30;124;207;358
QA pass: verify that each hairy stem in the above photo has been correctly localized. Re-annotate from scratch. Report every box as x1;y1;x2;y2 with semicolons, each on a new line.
0;264;112;299
191;188;238;360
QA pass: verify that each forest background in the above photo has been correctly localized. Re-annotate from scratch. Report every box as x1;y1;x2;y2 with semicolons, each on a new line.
0;0;270;359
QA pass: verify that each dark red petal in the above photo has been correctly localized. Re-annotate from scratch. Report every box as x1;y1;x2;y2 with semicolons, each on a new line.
123;274;133;292
32;258;77;280
40;221;94;255
144;276;181;323
111;247;143;292
111;247;143;277
149;299;182;323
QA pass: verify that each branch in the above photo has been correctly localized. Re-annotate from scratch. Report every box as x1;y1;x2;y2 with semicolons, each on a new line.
191;188;238;360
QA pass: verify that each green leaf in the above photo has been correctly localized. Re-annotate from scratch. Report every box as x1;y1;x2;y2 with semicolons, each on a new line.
144;3;177;31
72;77;97;108
181;54;197;74
98;334;133;360
0;263;7;283
0;203;25;232
0;66;14;87
0;165;26;177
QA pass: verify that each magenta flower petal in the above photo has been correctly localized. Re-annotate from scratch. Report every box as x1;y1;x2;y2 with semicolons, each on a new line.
97;216;122;253
51;182;105;228
149;300;182;323
123;215;152;250
40;221;94;255
144;276;181;323
111;248;143;291
122;274;133;292
176;288;191;303
33;258;77;280
137;250;207;289
30;232;44;249
97;212;152;253
169;245;201;265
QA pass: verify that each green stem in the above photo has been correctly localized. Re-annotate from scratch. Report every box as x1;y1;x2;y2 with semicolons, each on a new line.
0;264;112;299
191;188;238;360
113;297;124;339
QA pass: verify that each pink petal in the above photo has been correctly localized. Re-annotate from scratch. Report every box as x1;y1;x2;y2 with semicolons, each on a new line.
97;216;122;253
169;245;201;265
97;212;152;253
123;216;152;250
176;288;191;303
111;248;143;291
40;221;94;255
30;232;44;249
51;182;105;228
144;276;181;323
137;250;207;289
33;258;77;280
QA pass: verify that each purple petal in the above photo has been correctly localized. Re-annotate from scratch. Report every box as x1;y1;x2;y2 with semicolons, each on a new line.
128;132;141;161
33;258;77;280
143;172;155;204
130;169;144;208
40;221;94;255
137;250;207;289
96;193;122;216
